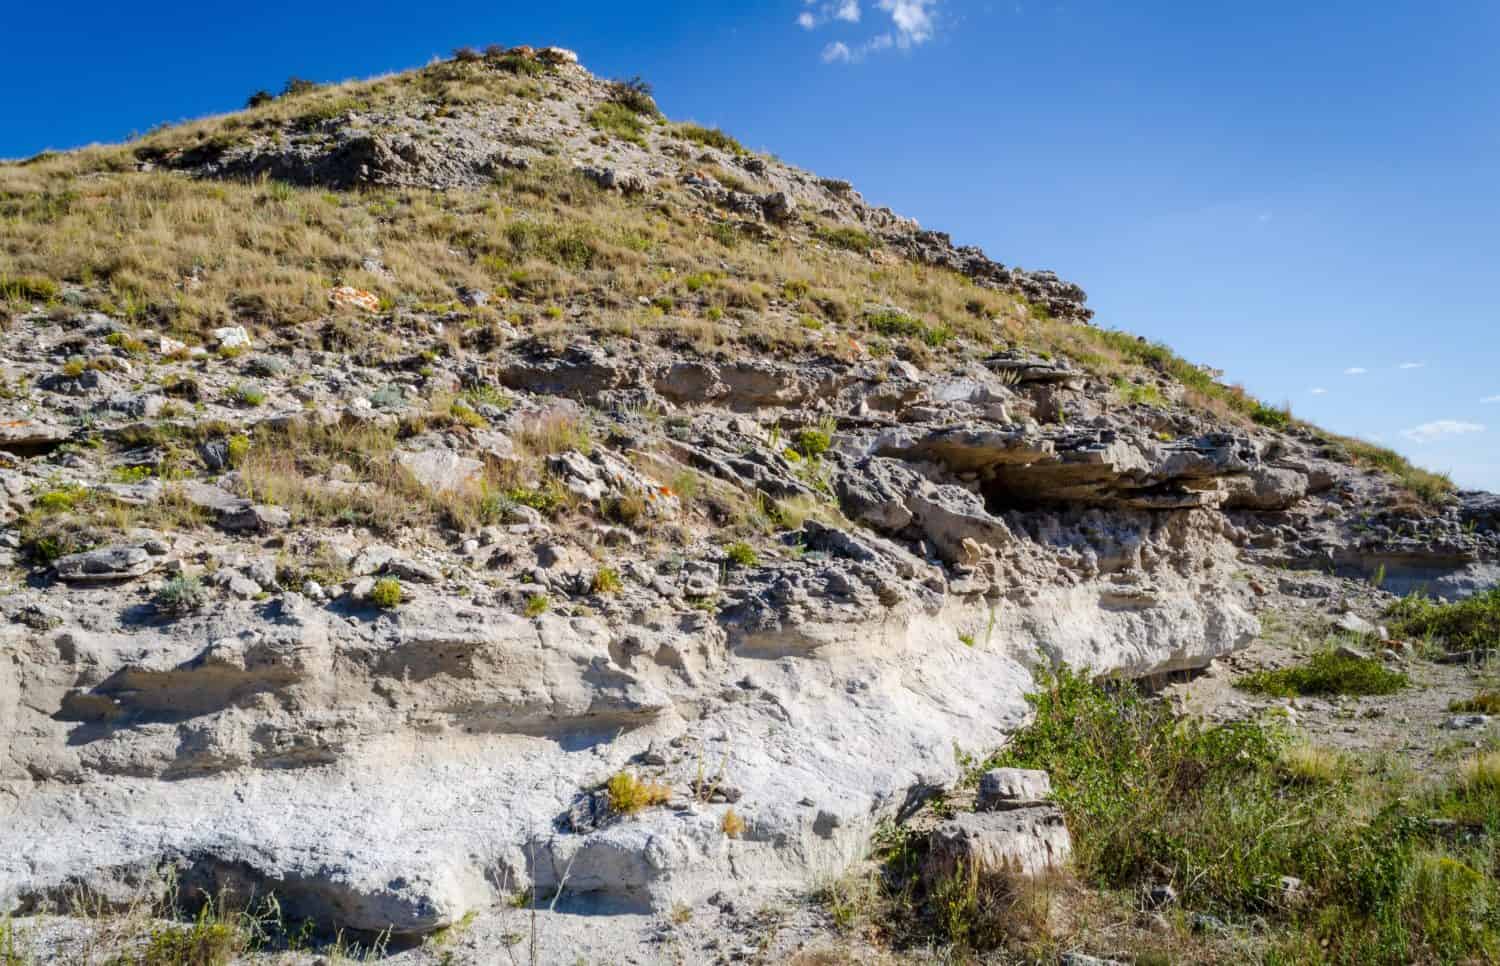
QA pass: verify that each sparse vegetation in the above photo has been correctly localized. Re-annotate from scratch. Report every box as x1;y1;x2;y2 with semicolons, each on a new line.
721;807;746;838
675;123;745;154
1389;588;1500;655
1237;649;1409;697
524;592;551;617
606;771;671;814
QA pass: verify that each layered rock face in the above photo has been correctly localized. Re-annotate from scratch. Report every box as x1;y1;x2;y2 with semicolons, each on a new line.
0;46;1493;946
6;334;1470;935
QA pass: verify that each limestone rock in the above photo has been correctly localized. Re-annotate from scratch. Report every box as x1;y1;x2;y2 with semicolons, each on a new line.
53;546;158;584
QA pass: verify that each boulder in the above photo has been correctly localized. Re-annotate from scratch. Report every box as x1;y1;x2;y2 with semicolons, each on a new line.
976;768;1053;812
396;449;483;494
926;806;1072;882
53;545;158;584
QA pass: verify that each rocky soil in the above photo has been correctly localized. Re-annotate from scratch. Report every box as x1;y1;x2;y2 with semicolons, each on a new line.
0;44;1496;964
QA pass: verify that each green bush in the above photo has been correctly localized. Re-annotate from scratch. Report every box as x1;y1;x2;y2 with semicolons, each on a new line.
1389;589;1500;654
155;575;207;616
676;124;745;154
607;76;659;116
524;593;550;617
1251;401;1292;429
724;541;759;568
1237;650;1408;697
592;567;623;594
370;577;402;609
815;225;877;253
976;667;1500;962
587;103;649;145
794;427;832;460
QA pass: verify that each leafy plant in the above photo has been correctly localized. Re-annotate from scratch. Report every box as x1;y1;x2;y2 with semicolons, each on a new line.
724;541;759;568
370;577;402;609
155;575;207;616
524;593;550;617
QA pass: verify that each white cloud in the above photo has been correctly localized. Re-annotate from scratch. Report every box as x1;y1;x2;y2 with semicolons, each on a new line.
797;10;817;28
1484;395;1500;404
1399;362;1425;370
878;0;937;45
1309;387;1327;395
1344;367;1367;375
821;40;852;62
835;0;862;22
1401;420;1485;444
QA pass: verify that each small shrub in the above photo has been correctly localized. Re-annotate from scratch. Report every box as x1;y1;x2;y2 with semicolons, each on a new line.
524;593;550;617
230;383;266;407
724;541;759;568
721;807;746;838
1237;650;1408;697
1451;691;1500;714
245;90;274;108
676;124;745;154
606;771;671;814
35;485;88;514
1252;401;1292;430
1388;589;1500;655
592;567;623;594
452;45;482;63
588;102;649;145
370;577;403;609
488;51;546;76
225;435;251;468
607;76;659;116
794;427;832;460
0;274;59;303
281;76;319;97
815;225;877;253
155;575;207;616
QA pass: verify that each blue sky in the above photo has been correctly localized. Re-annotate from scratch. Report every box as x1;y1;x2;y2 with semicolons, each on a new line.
3;1;1496;490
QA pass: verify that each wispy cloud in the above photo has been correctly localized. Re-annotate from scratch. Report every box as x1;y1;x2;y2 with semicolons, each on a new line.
1401;420;1485;444
821;40;852;62
1344;367;1367;375
877;0;936;45
1483;395;1500;404
805;0;937;62
1398;362;1425;370
800;0;862;30
1309;387;1328;395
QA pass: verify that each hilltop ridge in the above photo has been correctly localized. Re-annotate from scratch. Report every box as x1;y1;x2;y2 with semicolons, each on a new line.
0;44;1497;963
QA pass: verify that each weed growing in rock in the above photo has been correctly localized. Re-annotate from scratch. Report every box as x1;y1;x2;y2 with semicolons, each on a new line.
591;567;622;594
155;575;207;616
524;593;550;617
721;807;745;838
724;541;758;568
1236;649;1408;697
606;771;670;814
370;577;402;609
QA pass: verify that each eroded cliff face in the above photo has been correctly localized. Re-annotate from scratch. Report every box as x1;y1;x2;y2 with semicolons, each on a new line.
0;46;1495;941
6;334;1489;935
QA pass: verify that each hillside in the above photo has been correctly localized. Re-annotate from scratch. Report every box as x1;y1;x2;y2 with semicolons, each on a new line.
2;45;1498;964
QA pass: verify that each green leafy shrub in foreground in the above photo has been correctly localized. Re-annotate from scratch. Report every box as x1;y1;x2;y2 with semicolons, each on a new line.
972;667;1500;963
1236;649;1409;697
